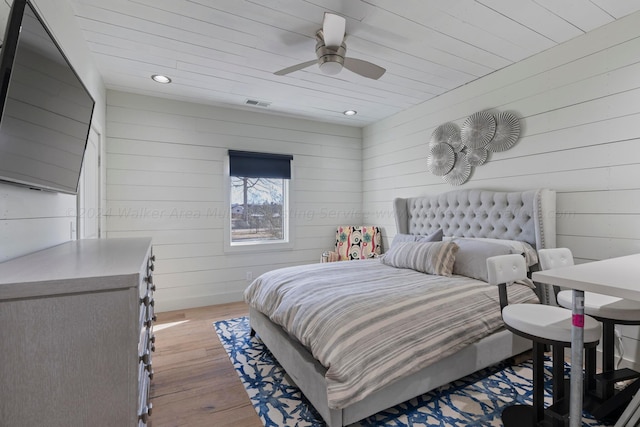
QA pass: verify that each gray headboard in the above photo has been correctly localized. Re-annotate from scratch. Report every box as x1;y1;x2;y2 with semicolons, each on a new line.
393;188;555;250
393;189;557;302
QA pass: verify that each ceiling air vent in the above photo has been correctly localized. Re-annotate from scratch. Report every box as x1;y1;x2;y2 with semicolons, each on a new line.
245;99;271;108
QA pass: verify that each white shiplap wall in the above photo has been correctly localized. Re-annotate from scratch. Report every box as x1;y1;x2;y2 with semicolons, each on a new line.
105;91;362;312
0;0;106;262
362;11;640;366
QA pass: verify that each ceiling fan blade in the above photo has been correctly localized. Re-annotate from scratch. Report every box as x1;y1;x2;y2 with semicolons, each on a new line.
322;12;346;48
273;59;317;76
343;57;386;80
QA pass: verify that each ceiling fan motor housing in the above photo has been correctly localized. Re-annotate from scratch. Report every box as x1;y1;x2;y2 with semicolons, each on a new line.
315;31;346;75
273;16;384;80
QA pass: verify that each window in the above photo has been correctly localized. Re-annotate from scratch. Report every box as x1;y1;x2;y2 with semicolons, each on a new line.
227;150;293;249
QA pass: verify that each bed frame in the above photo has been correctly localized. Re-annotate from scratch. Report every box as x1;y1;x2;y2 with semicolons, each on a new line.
249;188;556;426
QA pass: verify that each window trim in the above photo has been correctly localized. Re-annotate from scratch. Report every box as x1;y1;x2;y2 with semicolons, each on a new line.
223;155;294;254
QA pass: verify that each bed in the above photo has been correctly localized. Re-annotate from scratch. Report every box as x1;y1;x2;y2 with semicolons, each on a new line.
244;188;556;426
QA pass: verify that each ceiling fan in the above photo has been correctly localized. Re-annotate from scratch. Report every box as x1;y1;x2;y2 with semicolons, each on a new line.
274;13;386;80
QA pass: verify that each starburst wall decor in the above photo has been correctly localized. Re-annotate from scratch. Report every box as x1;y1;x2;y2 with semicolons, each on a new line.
428;111;521;185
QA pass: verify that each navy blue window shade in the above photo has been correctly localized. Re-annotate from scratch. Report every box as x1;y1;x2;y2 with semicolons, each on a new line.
229;150;293;179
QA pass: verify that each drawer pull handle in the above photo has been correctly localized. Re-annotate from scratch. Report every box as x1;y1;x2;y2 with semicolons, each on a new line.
140;352;150;364
139;402;152;422
139;296;155;308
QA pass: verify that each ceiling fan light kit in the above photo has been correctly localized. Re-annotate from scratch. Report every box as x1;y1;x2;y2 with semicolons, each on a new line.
316;38;346;75
274;12;386;80
318;62;342;75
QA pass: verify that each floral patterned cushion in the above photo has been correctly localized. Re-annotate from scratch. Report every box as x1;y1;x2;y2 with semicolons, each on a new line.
335;226;381;260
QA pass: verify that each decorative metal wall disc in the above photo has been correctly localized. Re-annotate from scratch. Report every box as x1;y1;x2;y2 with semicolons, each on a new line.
427;142;455;176
465;148;488;166
461;111;496;149
485;112;520;152
430;124;447;145
443;155;471;186
430;123;459;146
447;128;463;152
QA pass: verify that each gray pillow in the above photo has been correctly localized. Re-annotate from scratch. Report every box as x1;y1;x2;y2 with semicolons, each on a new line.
391;228;443;248
449;237;538;267
391;233;420;247
381;241;458;276
452;239;513;282
418;228;443;243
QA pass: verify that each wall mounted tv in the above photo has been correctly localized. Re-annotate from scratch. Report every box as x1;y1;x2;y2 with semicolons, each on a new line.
0;0;95;194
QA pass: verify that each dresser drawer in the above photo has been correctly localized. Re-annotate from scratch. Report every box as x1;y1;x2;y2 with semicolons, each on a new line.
138;324;149;361
137;362;152;425
139;259;153;299
137;247;155;426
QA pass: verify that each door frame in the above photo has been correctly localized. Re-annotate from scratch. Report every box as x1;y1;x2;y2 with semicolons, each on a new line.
77;125;102;239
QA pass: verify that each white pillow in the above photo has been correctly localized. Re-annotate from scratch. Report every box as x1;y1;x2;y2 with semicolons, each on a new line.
446;237;538;267
452;239;513;282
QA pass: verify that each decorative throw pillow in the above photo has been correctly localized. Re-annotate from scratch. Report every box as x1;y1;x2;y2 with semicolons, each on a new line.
391;233;419;247
381;241;458;276
417;228;444;243
452;239;513;282
449;237;538;267
336;226;381;260
391;228;443;248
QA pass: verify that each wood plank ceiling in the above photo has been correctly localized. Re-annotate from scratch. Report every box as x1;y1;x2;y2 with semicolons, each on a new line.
68;0;640;127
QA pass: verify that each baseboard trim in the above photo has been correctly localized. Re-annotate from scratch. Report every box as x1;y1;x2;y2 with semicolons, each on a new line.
155;291;244;313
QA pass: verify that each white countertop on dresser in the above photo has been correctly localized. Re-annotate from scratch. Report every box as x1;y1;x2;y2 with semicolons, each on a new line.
0;237;152;300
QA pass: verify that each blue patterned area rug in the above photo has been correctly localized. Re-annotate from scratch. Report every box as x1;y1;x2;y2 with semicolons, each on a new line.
215;317;611;427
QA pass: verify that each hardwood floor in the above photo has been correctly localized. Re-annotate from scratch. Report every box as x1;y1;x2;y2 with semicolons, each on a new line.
145;302;561;427
148;301;262;427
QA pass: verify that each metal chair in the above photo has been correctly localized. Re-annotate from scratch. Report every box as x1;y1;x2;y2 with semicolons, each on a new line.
539;248;640;420
487;254;601;426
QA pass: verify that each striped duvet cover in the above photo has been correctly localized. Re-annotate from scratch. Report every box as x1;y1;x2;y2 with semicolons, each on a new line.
243;259;538;410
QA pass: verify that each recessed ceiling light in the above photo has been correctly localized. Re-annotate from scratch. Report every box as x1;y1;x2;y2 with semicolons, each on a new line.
151;74;172;84
343;110;357;116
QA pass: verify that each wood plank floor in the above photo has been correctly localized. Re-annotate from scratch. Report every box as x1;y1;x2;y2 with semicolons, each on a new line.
145;302;547;427
148;301;262;427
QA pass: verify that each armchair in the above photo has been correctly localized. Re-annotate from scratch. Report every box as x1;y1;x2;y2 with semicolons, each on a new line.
322;226;381;262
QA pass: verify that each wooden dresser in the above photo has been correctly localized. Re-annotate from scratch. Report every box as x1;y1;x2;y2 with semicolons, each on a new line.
0;238;155;427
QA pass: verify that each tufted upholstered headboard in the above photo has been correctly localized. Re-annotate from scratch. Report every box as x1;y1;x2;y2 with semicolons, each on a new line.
393;189;555;250
393;189;557;302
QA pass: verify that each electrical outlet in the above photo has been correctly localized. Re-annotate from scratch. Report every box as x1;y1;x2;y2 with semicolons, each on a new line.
246;271;253;281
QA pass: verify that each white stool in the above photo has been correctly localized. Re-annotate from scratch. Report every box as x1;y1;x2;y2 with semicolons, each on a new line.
539;248;640;419
487;254;601;426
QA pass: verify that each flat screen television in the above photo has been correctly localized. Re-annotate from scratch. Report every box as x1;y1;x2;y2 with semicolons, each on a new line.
0;0;95;194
